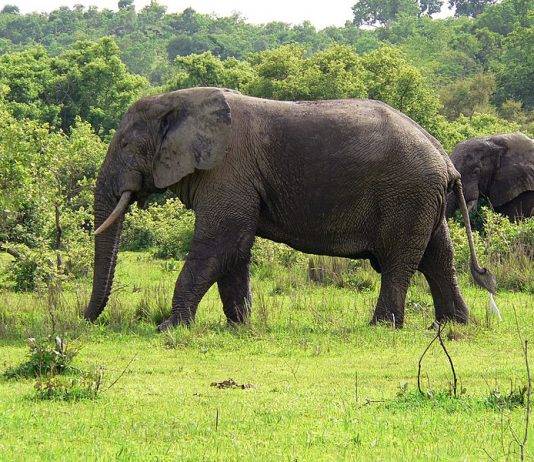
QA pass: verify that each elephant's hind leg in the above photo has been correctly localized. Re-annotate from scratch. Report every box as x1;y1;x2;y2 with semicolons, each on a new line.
217;257;252;324
370;264;418;328
369;192;438;328
418;220;468;324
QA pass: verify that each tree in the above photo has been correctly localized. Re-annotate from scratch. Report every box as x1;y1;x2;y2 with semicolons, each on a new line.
352;0;421;26
51;37;148;134
0;5;19;14
361;46;442;130
118;0;134;10
352;0;442;26
493;17;534;109
420;0;443;16
449;0;497;17
0;47;60;125
440;73;497;119
0;108;106;288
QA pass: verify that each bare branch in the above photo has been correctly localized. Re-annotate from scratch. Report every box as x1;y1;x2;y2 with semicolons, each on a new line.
418;327;439;395
0;242;21;259
437;322;458;397
105;355;137;391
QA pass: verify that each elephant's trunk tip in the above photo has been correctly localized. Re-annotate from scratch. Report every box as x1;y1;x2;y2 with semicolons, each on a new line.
94;191;132;235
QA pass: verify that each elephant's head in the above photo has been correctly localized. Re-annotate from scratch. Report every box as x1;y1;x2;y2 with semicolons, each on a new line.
84;87;233;322
446;132;534;218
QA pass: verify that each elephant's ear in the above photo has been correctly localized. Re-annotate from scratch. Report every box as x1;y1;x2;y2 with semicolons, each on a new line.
153;89;232;189
488;133;534;207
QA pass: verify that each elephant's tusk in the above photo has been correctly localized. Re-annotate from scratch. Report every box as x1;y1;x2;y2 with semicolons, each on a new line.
94;191;132;236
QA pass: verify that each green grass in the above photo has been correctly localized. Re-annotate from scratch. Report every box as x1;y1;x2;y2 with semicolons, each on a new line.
1;252;533;460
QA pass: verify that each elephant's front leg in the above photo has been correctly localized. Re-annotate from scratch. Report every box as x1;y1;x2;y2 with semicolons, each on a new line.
217;257;252;324
157;211;257;331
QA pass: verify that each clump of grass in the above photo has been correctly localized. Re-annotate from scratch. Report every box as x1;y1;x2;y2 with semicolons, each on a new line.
3;336;79;379
485;382;529;410
387;388;472;412
307;257;377;291
134;284;171;325
33;369;103;401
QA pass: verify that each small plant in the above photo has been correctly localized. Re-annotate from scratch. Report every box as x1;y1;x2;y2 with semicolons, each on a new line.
3;336;79;379
33;368;103;401
485;383;528;410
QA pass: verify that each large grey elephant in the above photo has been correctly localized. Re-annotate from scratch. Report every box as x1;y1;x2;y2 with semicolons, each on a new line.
446;132;534;220
84;87;495;330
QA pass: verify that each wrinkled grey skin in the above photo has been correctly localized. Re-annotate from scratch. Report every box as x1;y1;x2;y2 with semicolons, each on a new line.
446;133;534;221
85;87;494;330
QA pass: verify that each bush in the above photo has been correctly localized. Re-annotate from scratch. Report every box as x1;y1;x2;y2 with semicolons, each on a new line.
3;336;79;379
122;199;195;259
4;238;92;291
449;209;534;292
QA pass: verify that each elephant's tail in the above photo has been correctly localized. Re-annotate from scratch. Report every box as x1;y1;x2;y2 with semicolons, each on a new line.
453;179;496;294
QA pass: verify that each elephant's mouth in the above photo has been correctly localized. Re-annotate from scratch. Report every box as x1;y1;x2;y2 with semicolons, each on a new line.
466;199;478;212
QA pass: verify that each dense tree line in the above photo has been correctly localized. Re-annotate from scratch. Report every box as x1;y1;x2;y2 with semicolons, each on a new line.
0;0;532;290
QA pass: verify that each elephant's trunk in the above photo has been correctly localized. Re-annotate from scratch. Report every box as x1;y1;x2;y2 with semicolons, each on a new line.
453;179;496;294
84;191;127;322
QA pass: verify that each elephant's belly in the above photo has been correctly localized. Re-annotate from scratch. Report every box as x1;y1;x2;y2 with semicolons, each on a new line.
255;216;371;259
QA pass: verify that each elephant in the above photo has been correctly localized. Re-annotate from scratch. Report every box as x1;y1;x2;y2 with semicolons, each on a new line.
84;87;495;330
446;132;534;221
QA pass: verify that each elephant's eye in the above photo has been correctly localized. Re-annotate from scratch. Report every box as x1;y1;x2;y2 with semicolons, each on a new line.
121;140;129;148
473;167;481;174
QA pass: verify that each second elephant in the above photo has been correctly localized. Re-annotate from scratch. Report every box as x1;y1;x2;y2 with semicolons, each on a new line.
446;132;534;220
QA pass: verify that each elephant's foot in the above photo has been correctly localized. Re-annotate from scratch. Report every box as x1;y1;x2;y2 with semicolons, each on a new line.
156;312;193;332
370;310;404;329
156;318;175;332
223;304;251;325
434;298;469;325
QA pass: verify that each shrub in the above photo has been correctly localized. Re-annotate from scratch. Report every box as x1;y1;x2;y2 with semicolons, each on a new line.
33;370;103;401
122;199;194;259
3;336;79;379
449;209;534;292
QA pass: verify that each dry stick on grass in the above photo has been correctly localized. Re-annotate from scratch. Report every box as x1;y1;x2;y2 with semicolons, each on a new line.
418;327;439;395
436;323;458;397
418;322;458;397
105;355;138;391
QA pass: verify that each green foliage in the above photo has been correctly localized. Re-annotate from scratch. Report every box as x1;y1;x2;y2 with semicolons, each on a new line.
167;51;256;91
449;209;534;292
33;370;102;401
251;237;307;272
121;198;195;260
352;0;422;27
361;46;442;129
0;38;148;134
441;112;520;151
3;336;79;379
449;0;497;17
493;15;534;109
485;382;529;409
0;110;103;290
246;44;368;100
440;72;496;120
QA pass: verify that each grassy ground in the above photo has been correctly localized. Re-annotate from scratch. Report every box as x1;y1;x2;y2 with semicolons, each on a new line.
0;252;532;460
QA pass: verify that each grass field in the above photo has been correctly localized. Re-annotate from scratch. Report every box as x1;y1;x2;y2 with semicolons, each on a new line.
0;252;532;461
